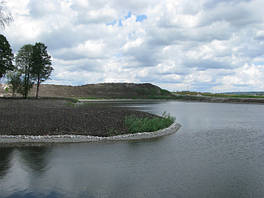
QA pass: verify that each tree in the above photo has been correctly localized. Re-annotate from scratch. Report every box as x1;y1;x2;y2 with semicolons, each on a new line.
0;0;12;29
15;44;34;98
31;42;53;99
6;71;21;97
0;34;14;79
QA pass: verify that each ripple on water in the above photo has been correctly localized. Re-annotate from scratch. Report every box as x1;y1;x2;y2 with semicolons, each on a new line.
1;101;264;198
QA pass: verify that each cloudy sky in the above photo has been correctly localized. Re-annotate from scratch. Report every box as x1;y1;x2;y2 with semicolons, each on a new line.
1;0;264;92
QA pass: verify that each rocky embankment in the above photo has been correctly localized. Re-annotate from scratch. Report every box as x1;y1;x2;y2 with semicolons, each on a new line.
0;122;181;144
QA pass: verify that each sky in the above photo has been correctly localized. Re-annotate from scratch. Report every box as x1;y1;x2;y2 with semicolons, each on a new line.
1;0;264;92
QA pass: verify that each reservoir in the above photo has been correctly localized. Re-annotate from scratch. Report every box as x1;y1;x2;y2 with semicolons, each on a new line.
1;101;264;198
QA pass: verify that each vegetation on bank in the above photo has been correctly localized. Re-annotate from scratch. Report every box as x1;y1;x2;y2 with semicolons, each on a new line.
173;91;264;99
125;112;175;133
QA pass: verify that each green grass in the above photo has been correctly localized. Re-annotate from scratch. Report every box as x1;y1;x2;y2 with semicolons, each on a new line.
125;112;175;133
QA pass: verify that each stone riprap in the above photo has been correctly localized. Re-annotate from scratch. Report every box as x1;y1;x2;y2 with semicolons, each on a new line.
0;122;181;144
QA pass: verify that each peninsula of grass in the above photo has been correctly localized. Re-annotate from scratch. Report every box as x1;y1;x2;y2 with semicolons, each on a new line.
0;98;173;137
125;113;175;133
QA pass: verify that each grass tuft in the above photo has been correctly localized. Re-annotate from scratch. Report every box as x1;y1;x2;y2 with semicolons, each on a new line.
125;112;175;133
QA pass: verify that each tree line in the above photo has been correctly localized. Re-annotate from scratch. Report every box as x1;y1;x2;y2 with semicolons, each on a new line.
0;34;53;98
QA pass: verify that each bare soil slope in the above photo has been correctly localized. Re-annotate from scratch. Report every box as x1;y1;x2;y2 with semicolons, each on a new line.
1;83;173;98
0;99;158;136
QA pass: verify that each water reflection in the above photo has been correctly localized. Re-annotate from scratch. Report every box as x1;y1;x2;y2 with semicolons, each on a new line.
4;191;64;198
0;148;13;178
18;146;51;174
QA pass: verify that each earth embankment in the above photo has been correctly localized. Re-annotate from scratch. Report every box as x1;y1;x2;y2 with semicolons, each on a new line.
1;83;173;99
0;99;160;137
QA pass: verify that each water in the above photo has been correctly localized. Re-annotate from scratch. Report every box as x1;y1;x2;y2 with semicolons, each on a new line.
1;101;264;198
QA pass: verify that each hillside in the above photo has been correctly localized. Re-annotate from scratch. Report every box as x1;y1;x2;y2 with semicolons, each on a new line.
0;83;173;99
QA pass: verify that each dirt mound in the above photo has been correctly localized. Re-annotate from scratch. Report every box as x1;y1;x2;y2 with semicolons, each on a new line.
0;99;158;136
0;83;173;99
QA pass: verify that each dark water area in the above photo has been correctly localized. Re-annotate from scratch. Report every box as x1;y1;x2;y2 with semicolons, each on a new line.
1;101;264;198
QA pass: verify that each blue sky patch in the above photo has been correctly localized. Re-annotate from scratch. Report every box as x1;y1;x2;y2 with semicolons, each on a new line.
118;19;123;26
136;14;147;22
125;11;132;19
107;12;147;26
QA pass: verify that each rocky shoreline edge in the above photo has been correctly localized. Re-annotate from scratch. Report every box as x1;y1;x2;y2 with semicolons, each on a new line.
0;122;181;145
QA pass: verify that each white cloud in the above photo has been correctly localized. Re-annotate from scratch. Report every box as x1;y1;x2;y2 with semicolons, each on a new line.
2;0;264;92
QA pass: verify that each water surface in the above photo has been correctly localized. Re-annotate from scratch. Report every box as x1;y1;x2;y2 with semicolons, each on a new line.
1;101;264;198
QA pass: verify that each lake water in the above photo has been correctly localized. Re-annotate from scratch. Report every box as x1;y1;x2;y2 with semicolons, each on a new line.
1;101;264;198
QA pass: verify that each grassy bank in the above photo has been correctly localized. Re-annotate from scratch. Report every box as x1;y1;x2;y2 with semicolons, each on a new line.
174;91;264;99
125;113;175;133
172;92;264;104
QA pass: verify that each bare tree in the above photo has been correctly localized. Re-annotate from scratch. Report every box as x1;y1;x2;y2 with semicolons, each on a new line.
0;0;12;29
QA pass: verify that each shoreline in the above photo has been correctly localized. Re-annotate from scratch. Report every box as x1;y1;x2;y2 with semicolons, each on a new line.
78;97;264;104
0;122;181;145
172;95;264;104
78;99;164;102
